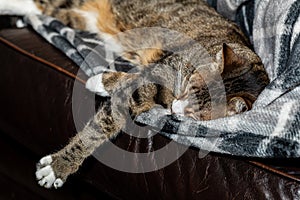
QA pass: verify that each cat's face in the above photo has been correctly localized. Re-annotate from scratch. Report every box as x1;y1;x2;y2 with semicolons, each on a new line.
168;43;268;121
172;72;251;121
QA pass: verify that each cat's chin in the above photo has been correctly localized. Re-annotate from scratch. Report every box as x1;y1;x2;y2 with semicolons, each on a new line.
171;99;189;115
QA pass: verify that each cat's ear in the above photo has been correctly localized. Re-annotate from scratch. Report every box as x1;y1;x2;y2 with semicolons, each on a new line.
219;43;247;76
227;97;249;116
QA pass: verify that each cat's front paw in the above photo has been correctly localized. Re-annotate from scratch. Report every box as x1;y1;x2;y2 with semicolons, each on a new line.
86;73;110;97
36;155;64;189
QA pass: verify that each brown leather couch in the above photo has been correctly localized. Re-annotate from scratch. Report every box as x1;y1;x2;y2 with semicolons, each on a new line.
0;17;300;199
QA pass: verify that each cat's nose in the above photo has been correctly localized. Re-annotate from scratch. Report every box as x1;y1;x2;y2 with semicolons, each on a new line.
171;99;189;115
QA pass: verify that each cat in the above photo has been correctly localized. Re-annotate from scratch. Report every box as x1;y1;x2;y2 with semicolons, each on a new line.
5;0;269;188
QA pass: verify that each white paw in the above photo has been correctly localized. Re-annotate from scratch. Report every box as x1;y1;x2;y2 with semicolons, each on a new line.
36;155;64;189
39;155;52;166
86;73;110;97
16;19;26;28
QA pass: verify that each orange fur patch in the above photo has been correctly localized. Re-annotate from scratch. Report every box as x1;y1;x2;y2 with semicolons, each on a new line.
122;47;164;65
136;47;164;65
81;0;163;65
80;0;120;35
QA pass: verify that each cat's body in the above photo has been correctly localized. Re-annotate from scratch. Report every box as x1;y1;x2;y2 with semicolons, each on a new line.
10;0;269;188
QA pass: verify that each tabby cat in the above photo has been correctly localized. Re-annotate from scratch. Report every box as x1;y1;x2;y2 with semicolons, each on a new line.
8;0;269;188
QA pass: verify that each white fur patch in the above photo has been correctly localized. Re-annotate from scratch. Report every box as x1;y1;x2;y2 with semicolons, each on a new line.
172;99;189;115
72;9;123;53
36;155;64;189
0;0;41;15
86;73;110;97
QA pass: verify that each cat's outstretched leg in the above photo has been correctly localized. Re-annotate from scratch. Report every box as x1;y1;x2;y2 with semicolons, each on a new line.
36;70;127;188
36;71;172;188
36;101;124;188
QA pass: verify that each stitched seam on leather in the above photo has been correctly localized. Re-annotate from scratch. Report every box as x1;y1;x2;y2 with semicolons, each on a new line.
248;161;300;183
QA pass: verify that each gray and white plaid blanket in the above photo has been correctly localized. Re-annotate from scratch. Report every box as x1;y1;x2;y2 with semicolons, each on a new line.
24;0;300;158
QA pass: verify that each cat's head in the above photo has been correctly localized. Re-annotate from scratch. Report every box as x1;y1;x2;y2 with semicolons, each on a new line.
171;43;269;120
